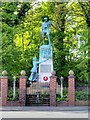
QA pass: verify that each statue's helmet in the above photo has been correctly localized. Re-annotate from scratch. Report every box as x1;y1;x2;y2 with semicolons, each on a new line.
44;17;48;21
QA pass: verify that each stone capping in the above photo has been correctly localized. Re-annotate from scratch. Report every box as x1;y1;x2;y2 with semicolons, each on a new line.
19;76;27;79
68;76;75;79
1;76;8;79
50;76;57;78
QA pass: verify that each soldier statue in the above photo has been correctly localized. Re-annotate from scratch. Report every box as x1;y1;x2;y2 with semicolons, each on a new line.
29;57;48;84
42;17;52;45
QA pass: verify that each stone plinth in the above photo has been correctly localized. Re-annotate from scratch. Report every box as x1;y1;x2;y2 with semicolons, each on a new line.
39;45;53;83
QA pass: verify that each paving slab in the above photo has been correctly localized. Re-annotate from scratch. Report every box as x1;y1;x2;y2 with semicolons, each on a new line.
0;106;88;111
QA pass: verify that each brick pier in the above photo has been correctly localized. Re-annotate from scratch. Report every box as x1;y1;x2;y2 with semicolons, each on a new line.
68;70;75;106
50;72;57;106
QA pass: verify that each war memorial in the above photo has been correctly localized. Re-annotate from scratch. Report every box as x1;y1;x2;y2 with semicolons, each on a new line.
0;17;76;107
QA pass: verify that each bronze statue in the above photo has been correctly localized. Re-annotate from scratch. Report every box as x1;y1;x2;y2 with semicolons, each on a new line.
42;17;52;45
29;57;48;84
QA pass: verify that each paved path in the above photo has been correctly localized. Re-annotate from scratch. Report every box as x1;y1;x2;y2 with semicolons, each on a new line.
0;106;88;111
1;111;88;118
0;106;89;118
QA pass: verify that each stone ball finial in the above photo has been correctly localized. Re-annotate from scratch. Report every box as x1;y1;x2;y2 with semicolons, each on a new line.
51;70;56;76
60;76;64;81
20;70;26;76
2;70;8;76
69;70;74;76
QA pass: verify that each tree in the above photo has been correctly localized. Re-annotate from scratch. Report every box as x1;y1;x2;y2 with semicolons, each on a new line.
52;3;68;78
1;2;32;76
65;2;88;82
1;1;89;85
2;2;31;26
78;1;90;82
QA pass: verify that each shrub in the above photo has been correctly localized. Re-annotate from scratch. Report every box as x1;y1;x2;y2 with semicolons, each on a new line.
7;88;19;101
56;88;68;102
56;88;89;102
75;90;88;101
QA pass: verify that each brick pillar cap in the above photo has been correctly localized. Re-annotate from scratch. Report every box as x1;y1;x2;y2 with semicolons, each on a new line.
50;70;57;78
1;76;8;79
20;76;27;79
51;70;56;76
50;76;57;78
68;76;75;79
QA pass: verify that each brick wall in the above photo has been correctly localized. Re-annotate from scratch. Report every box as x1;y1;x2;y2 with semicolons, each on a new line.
0;75;27;106
7;101;22;106
1;71;88;107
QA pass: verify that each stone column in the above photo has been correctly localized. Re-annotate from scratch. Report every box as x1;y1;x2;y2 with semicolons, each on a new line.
68;70;75;106
19;70;27;106
50;71;57;106
1;70;8;106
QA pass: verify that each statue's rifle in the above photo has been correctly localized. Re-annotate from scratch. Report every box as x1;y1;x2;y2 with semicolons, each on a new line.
51;23;57;30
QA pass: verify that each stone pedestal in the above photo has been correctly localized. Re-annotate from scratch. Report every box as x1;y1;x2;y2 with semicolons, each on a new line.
1;76;8;106
19;76;27;106
68;76;75;106
39;45;53;83
50;75;57;106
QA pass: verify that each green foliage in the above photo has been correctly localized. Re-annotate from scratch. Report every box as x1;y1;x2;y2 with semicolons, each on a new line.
7;88;19;101
56;88;68;102
1;1;89;83
56;88;89;102
56;94;68;102
2;2;31;26
75;90;88;101
56;90;89;102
